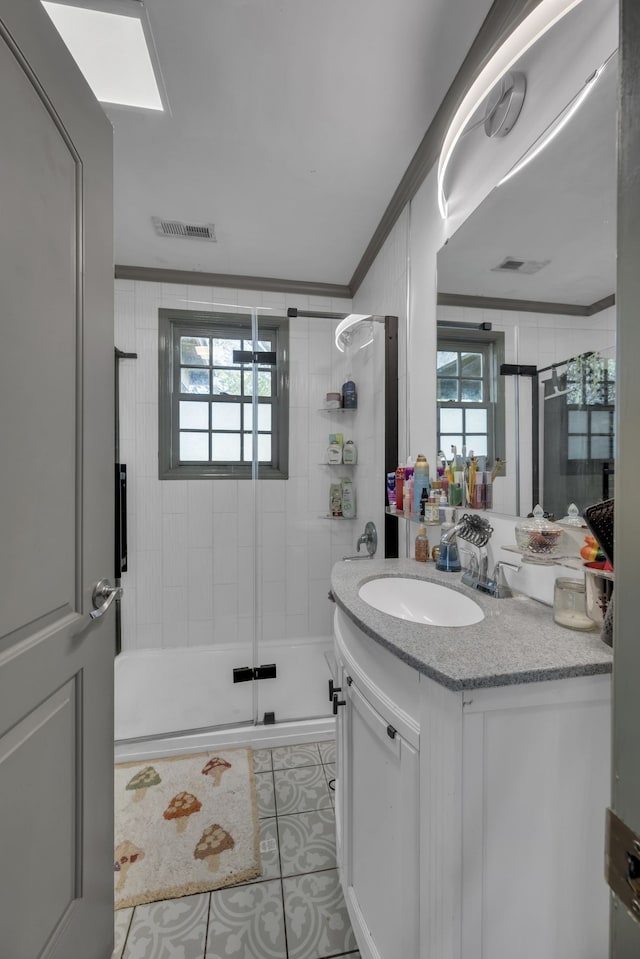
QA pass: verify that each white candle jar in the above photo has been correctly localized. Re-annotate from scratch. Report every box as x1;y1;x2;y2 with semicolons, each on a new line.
553;577;595;631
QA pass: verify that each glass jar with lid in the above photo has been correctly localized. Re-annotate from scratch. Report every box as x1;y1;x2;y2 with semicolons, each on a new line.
515;504;564;557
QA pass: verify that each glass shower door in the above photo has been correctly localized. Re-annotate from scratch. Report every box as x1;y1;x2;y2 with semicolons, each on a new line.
254;308;388;727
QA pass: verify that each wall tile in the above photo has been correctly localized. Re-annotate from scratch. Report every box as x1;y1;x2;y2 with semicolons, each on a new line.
261;540;286;583
237;615;254;644
262;291;287;311
134;280;160;316
286;546;309;616
136;551;162;628
187;620;214;647
136;623;162;648
162;587;187;637
120;587;137;650
162;514;187;587
161;283;187;302
307;537;331;582
118;366;137;442
308;585;333;636
285;614;309;638
237;547;255;602
213;614;239;644
261;481;286;512
135;328;158;403
212;479;239;512
260;612;287;643
135;402;158;477
213;583;239;621
188;481;214;548
114;291;136;352
263;580;286;615
187;548;214;620
162;479;188;514
187;285;213;306
213;513;239;583
134;477;162;551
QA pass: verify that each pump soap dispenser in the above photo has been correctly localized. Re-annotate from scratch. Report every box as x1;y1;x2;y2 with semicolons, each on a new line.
436;511;461;572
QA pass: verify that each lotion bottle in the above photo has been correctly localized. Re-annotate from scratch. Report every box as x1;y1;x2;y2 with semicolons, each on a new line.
342;440;357;464
341;478;356;518
415;525;429;562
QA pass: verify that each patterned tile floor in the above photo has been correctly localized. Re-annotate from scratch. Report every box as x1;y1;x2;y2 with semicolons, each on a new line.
112;740;361;959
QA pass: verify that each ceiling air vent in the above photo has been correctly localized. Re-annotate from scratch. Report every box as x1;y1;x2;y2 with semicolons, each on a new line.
152;217;217;242
491;256;550;274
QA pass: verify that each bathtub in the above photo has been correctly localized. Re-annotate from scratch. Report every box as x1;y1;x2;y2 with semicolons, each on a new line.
114;635;335;762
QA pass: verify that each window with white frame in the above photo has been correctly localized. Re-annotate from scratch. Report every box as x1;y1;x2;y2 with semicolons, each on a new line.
159;309;289;479
436;330;505;464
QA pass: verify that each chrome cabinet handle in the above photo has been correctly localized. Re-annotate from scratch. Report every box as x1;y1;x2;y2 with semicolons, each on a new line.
90;578;123;620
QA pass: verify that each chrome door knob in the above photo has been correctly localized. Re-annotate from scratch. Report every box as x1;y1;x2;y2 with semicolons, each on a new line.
90;578;123;620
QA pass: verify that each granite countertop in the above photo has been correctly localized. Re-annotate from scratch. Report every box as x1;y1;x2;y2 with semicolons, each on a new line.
330;558;613;691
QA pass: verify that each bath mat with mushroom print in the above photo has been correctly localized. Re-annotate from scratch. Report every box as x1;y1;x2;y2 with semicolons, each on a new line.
114;748;261;909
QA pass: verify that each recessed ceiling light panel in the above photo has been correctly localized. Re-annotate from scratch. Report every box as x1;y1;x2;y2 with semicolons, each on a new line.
42;1;165;111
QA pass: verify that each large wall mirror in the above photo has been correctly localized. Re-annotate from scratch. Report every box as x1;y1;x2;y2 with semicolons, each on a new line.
436;0;617;520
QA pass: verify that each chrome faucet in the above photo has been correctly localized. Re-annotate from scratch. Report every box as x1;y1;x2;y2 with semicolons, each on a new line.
343;521;378;560
476;559;520;598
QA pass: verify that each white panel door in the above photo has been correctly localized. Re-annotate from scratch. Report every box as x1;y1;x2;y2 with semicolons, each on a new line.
0;2;114;957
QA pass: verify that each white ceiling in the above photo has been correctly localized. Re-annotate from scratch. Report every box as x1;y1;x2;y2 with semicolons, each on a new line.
105;0;494;286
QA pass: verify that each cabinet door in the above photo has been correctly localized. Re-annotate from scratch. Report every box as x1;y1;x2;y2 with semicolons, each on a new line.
343;679;419;959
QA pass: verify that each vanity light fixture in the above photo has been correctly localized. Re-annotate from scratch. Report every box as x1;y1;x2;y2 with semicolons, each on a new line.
497;49;617;188
41;0;167;111
335;314;373;353
437;0;586;219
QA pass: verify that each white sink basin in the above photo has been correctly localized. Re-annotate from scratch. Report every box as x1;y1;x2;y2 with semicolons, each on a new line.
358;577;484;627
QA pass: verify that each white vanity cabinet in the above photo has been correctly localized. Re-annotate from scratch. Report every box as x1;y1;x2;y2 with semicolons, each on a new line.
334;606;612;959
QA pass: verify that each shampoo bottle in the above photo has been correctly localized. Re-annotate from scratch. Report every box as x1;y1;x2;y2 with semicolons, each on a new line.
327;439;342;464
342;440;357;464
341;375;357;409
341;478;356;518
413;454;430;514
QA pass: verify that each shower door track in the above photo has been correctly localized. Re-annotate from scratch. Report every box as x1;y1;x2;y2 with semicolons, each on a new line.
114;715;336;763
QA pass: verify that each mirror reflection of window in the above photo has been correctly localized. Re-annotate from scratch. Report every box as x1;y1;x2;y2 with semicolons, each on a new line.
436;334;505;465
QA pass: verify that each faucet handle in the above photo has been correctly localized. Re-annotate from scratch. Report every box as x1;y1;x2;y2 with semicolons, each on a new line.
489;559;520;598
356;521;378;558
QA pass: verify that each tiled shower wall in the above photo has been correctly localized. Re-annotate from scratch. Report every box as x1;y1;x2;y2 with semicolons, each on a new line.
114;280;385;652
